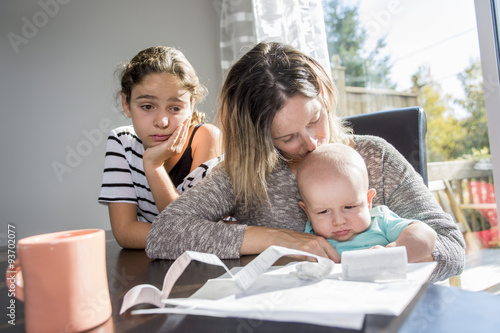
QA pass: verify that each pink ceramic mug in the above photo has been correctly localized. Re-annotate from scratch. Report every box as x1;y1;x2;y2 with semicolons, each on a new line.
7;229;111;333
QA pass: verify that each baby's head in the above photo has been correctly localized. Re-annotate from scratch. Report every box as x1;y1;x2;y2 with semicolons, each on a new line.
297;143;376;242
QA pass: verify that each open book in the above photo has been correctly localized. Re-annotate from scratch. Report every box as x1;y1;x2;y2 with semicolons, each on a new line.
120;246;436;330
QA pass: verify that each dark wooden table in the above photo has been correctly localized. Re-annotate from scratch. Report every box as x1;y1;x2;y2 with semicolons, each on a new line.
1;231;499;332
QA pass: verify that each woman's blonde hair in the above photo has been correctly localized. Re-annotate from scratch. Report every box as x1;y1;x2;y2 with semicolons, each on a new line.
118;46;207;125
216;42;352;209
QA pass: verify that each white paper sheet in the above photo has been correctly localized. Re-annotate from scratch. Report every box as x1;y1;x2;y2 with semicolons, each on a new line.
119;250;235;314
120;245;333;314
120;246;436;330
163;262;434;313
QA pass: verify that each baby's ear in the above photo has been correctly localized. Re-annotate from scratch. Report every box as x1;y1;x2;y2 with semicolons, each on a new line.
299;200;307;213
367;188;376;209
299;201;311;219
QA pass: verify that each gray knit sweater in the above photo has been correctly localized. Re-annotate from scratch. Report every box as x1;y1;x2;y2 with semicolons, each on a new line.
146;135;465;282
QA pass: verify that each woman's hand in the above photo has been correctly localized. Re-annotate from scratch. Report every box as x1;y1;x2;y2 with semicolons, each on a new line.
143;117;191;168
241;226;341;263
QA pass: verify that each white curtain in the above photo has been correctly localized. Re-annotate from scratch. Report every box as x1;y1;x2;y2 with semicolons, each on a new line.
220;0;331;77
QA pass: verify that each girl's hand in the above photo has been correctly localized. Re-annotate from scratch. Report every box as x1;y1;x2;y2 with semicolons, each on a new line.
143;117;191;167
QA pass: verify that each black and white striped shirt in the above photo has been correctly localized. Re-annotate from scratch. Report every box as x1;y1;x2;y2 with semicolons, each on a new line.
98;126;158;222
98;126;223;223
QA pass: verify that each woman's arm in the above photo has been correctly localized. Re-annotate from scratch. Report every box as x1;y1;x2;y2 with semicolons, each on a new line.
147;197;340;260
146;166;246;259
241;226;341;262
390;221;437;263
108;202;151;249
386;175;465;281
357;136;466;281
146;162;341;261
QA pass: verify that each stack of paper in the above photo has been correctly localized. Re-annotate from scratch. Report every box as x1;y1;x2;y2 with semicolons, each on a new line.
120;246;436;330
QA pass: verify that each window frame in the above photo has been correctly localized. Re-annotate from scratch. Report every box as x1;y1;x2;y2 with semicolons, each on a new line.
475;0;500;210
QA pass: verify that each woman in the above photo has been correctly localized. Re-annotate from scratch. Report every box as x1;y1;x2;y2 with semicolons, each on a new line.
146;42;465;282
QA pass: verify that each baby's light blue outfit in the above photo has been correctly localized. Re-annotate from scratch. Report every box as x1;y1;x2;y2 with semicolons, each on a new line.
304;205;416;256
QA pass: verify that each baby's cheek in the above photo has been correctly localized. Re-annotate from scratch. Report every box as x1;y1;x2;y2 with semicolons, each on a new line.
314;224;331;238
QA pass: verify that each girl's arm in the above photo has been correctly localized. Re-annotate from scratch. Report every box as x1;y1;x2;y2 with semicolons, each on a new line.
99;127;156;250
143;164;179;213
190;124;222;174
108;202;151;249
143;118;190;212
144;121;222;212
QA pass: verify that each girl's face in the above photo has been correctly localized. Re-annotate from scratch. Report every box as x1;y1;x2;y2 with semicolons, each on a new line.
271;95;330;165
122;73;193;149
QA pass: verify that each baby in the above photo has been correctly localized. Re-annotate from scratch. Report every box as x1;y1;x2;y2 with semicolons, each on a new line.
297;143;437;263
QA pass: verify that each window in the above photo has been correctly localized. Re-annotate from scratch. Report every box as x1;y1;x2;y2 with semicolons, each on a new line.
324;0;499;291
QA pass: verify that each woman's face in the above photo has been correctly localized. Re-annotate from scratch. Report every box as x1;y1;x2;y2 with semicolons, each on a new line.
271;95;330;164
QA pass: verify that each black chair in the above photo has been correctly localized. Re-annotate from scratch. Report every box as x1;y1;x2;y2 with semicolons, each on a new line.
343;106;428;185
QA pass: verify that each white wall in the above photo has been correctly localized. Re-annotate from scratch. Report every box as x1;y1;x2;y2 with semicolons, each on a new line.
0;0;222;241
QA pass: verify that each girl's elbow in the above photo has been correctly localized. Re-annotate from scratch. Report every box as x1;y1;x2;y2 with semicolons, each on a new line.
110;228;130;249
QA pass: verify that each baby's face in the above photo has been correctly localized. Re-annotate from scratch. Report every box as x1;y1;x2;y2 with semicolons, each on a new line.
300;173;375;242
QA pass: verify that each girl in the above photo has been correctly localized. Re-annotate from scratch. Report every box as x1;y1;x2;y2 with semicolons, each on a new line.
99;46;222;249
145;42;465;282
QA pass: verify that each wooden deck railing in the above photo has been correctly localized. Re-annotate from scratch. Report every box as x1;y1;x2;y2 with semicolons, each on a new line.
427;160;499;250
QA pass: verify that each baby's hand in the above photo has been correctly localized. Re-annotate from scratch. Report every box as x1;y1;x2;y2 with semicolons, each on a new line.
143;117;191;167
370;242;396;250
